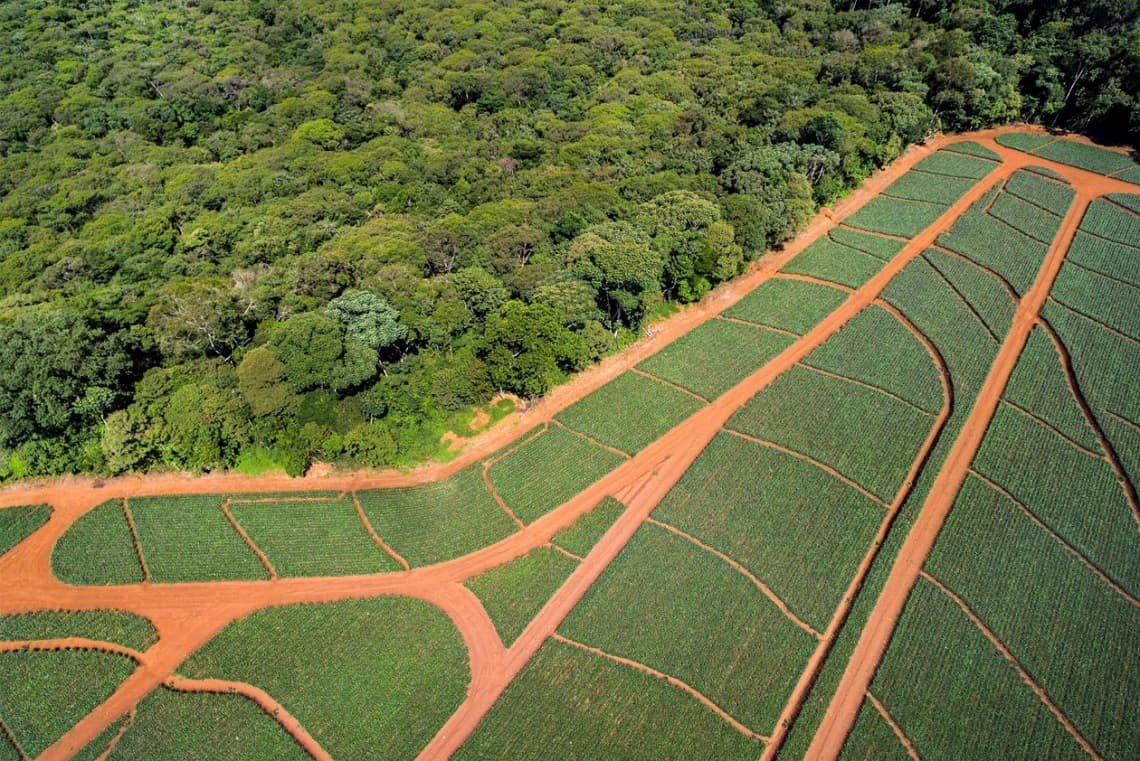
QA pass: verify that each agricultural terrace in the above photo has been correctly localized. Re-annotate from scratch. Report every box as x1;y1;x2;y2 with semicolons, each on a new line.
1;130;1138;761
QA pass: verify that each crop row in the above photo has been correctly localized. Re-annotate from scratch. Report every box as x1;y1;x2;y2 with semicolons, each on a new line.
0;609;157;652
1032;138;1137;176
924;248;1017;339
943;140;1002;162
550;496;626;557
178;597;469;760
845;196;945;238
882;169;979;205
912;149;999;179
987;190;1064;243
994;132;1054;153
52;500;145;585
0;503;50;557
723;277;849;336
830;226;907;260
780;237;885;289
636;317;795;400
1003;169;1075;217
466;547;579;645
555;371;704;455
1066;231;1140;287
1079;198;1140;248
1051;263;1140;342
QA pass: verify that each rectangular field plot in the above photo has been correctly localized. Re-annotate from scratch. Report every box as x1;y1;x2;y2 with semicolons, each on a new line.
101;688;310;761
0;610;157;651
830;226;907;261
1066;232;1140;287
913;149;999;179
0;504;50;556
1051;263;1140;342
944;141;1001;162
51;500;144;585
995;132;1055;153
636;318;794;400
1079;199;1140;246
987;191;1063;243
550;497;625;558
357;464;517;567
936;195;1049;295
845;196;944;238
800;303;945;414
454;640;760;760
882;170;978;205
128;495;266;582
228;495;400;577
728;365;935;503
866;578;1088;761
466;547;578;645
1032;138;1137;176
555;371;704;455
926;476;1139;761
924;249;1017;339
558;522;816;735
780;237;886;289
723;277;849;335
1004;170;1075;217
973;405;1139;596
653;432;883;632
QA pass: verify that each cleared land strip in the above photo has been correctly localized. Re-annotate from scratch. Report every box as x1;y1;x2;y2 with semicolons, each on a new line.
120;500;150;584
550;633;767;742
220;499;277;580
865;691;921;761
917;572;1103;760
352;492;411;571
805;184;1093;761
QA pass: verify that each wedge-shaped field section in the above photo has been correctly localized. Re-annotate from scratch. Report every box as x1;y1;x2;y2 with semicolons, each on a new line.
722;276;849;336
780;228;905;289
176;597;468;760
0;609;157;652
0;503;50;557
996;132;1140;181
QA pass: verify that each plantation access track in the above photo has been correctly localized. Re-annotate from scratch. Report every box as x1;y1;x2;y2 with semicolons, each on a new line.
2;126;1137;760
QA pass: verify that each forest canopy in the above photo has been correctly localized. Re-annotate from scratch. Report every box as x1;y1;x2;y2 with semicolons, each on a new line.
0;0;1136;479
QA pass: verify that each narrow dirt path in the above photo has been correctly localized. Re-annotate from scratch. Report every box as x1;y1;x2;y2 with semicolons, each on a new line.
352;492;411;571
219;500;277;580
866;691;921;761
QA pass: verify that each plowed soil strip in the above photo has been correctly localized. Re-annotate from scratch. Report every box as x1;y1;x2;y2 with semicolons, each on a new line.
220;500;276;581
645;517;822;639
722;429;887;508
628;367;710;403
352;492;411;571
805;189;1092;761
165;675;333;761
1001;400;1103;458
1038;317;1140;524
866;691;921;761
919;572;1103;760
550;633;767;742
797;362;938;417
968;469;1138;606
550;419;632;460
121;500;150;584
0;638;144;662
0;715;26;761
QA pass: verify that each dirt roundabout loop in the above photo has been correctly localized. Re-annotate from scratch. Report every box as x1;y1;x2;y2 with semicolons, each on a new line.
2;126;1137;760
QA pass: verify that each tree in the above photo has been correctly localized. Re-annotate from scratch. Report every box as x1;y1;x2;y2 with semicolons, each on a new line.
267;312;378;392
568;222;663;328
236;347;297;416
481;301;589;397
147;277;257;363
324;290;408;369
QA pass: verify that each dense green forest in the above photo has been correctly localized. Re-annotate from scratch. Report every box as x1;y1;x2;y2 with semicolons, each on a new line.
0;0;1136;480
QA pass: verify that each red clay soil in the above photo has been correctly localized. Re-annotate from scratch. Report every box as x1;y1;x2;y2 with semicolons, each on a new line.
2;126;1137;760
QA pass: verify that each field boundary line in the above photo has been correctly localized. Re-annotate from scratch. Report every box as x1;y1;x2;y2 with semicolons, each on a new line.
1069;225;1140;253
645;517;822;639
165;675;333;761
1001;399;1103;458
351;492;410;571
866;691;921;761
968;469;1138;606
923;255;1004;343
715;315;800;338
1102;195;1140;219
929;245;1022;303
628;367;709;403
1003;182;1068;219
1104;409;1140;434
878;192;947;209
1064;258;1140;291
549;633;769;742
545;542;583;562
95;708;135;761
0;715;26;761
482;424;550;531
219;500;277;581
1046;298;1140;348
797;361;938;417
822;232;895;263
835;223;910;243
935;146;1001;165
549;419;632;460
121;500;150;584
984;204;1055;246
0;637;145;662
919;572;1104;760
1037;318;1140;526
774;272;855;293
1021;166;1074;186
721;429;887;508
983;176;1009;212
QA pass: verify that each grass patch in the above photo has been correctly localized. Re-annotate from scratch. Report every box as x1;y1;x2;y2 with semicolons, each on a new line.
466;547;579;645
51;500;144;585
0;504;50;557
179;596;468;760
233;446;286;476
724;277;849;335
556;371;704;454
0;610;156;651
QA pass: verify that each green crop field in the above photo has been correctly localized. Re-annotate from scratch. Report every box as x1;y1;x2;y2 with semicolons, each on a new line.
845;196;945;238
830;226;908;260
466;547;578;644
555;371;704;455
1080;199;1140;245
780;236;887;289
550;497;626;558
1052;264;1140;342
0;504;50;556
883;169;979;205
0;610;157;651
358;464;518;566
1067;231;1140;286
1032;138;1137;176
229;495;400;576
635;317;795;399
913;149;999;178
838;698;914;761
488;425;627;524
51;500;145;585
1004;169;1076;216
944;141;1001;162
924;248;1018;338
994;132;1055;153
178;597;469;760
987;191;1064;243
723;277;849;335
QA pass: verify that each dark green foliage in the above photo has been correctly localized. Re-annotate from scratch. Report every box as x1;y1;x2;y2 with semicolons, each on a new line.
828;227;907;262
178;597;468;760
923;249;1017;339
51;500;145;585
0;504;50;556
0;609;157;651
466;547;579;645
724;278;849;335
945;141;1001;161
1032;139;1138;176
1052;263;1140;342
781;237;886;289
838;700;914;761
550;497;626;558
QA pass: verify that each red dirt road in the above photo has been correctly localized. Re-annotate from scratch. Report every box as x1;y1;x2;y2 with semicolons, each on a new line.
2;126;1137;760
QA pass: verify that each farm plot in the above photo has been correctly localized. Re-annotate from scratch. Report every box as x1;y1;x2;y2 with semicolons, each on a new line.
550;496;625;558
555;371;704;455
228;495;400;576
128;495;267;582
925;476;1139;761
558;522;817;735
635;317;794;400
178;597;468;760
52;500;144;585
844;196;944;238
912;149;999;178
1115;166;1140;185
943;140;1001;161
723;277;849;335
1066;231;1140;286
924;248;1017;339
987;192;1065;243
830;226;908;260
780;236;886;289
727;365;935;503
799;303;944;414
357;463;517;567
0;648;138;758
1003;169;1075;216
455;639;760;760
1079;198;1140;245
466;547;578;645
837;698;914;761
1051;263;1140;342
994;132;1055;153
861;578;1087;761
97;688;309;761
0;609;156;651
0;504;50;556
488;425;626;524
881;169;979;205
652;432;883;633
1032;138;1138;176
